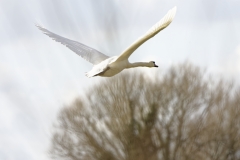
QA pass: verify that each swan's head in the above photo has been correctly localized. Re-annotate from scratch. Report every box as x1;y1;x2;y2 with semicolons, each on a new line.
149;61;158;67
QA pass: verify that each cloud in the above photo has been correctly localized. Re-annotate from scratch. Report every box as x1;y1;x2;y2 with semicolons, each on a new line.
222;45;240;74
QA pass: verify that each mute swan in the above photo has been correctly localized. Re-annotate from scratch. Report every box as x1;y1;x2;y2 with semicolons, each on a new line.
37;6;176;77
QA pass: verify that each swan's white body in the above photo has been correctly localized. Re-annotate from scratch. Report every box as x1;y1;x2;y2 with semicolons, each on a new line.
37;6;177;77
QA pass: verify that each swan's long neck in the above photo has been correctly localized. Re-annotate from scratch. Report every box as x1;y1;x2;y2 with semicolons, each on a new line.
127;62;150;68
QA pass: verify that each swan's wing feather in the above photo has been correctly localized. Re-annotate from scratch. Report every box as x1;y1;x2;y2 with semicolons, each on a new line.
116;6;177;61
36;25;109;65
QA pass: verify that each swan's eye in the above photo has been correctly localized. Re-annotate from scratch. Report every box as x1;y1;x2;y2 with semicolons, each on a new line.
152;61;155;64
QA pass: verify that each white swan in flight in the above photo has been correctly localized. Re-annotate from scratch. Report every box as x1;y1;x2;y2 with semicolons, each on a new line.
37;6;177;77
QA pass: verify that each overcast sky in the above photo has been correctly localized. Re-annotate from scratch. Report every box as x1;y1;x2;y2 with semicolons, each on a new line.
1;0;240;159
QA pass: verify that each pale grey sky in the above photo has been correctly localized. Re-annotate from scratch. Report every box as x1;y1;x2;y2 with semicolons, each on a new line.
0;0;240;159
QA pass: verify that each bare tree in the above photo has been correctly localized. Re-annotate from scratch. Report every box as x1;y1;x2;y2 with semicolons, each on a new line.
49;63;240;160
186;82;240;160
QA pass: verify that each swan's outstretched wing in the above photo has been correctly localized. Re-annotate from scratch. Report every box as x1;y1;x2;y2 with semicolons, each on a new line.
36;25;109;65
116;6;177;62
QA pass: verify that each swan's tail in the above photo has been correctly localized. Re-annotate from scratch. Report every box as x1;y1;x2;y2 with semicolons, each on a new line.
85;72;95;78
85;72;91;78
